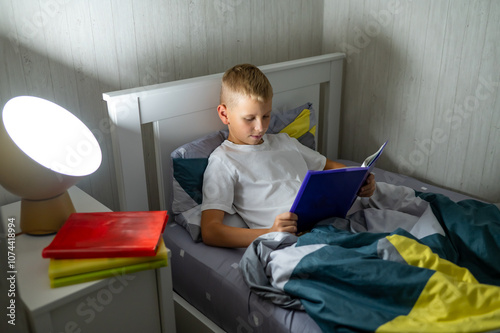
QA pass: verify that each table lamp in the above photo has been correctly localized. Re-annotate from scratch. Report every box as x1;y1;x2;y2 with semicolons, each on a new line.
0;96;102;235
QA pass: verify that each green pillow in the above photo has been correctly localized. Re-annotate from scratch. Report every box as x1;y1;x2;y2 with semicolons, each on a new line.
172;158;208;205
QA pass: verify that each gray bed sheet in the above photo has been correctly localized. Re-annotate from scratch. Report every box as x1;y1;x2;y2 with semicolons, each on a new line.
164;222;319;332
163;161;477;333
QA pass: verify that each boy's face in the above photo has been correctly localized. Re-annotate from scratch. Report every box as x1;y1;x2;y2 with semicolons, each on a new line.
218;96;272;145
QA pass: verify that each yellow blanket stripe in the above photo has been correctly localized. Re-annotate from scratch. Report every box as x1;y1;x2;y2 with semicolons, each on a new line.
377;235;500;333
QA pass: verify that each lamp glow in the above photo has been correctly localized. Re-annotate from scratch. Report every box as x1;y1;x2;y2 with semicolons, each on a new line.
0;96;102;235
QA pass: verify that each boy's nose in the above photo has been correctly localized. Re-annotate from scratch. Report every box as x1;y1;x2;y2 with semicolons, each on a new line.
255;120;263;131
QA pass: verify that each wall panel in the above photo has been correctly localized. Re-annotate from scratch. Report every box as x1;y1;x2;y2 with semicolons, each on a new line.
323;0;500;202
3;0;496;206
0;0;324;209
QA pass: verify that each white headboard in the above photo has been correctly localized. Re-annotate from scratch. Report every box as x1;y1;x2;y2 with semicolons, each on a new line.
103;53;345;212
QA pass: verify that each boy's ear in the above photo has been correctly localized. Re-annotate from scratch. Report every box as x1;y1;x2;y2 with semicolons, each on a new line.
217;104;230;125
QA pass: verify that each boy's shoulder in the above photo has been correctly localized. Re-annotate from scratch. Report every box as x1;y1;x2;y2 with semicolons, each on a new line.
266;132;300;146
267;132;291;140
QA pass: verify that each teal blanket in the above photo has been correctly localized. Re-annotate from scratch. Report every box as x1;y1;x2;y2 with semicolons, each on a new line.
240;183;500;332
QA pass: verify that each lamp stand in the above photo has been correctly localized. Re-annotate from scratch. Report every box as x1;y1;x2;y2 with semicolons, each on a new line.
20;191;76;235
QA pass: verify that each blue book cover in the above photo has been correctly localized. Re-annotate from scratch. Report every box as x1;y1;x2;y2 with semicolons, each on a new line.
291;141;387;232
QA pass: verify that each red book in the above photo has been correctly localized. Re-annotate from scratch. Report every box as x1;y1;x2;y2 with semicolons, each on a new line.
42;211;168;259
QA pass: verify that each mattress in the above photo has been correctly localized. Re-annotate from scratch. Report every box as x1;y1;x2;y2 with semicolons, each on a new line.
163;162;477;333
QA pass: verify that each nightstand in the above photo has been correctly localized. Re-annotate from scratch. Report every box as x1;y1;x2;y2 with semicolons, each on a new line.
0;187;176;333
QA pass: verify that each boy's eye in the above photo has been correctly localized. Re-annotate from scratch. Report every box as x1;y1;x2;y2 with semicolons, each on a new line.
243;115;270;121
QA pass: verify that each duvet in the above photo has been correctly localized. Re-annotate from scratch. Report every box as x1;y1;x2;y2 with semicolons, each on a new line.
240;183;500;333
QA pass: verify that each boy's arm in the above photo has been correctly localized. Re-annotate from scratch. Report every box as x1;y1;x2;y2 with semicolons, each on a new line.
201;209;298;248
323;158;346;170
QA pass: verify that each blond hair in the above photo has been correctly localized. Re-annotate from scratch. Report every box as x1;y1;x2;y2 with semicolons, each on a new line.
220;64;273;107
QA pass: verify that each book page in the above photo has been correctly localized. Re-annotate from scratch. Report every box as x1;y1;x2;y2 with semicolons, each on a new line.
361;141;388;168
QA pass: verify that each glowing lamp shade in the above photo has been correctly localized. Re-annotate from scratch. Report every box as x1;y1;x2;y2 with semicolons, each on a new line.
0;96;102;235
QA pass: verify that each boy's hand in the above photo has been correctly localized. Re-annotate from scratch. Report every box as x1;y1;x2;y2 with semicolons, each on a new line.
270;212;298;234
358;173;376;197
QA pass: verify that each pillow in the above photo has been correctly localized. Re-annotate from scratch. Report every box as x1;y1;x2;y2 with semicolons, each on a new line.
170;102;317;242
171;131;243;242
267;102;317;149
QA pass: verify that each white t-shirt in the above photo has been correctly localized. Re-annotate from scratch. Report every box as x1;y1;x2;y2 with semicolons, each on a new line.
201;133;326;228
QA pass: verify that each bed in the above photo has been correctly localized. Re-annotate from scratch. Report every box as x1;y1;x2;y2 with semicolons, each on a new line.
103;53;500;333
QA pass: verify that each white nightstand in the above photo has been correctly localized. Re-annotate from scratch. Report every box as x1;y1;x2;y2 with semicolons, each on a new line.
0;187;176;333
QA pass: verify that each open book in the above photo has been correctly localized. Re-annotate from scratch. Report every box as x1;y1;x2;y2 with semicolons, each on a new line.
290;141;387;233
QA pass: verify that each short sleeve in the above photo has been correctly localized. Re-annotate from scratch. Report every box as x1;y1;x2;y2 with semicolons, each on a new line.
201;155;236;214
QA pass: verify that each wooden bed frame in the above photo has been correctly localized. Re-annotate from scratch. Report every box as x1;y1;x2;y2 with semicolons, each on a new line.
103;53;345;332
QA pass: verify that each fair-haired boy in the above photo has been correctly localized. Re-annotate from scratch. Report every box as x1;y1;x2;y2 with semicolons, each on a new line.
201;64;376;248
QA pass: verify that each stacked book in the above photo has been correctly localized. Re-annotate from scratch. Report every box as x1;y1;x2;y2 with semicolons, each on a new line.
42;211;168;288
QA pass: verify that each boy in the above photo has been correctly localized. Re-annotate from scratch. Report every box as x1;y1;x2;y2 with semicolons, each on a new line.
201;64;376;248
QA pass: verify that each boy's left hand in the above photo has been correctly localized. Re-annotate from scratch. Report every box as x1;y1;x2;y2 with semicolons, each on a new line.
358;173;376;197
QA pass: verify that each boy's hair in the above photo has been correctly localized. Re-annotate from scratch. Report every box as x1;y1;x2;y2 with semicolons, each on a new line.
220;64;273;107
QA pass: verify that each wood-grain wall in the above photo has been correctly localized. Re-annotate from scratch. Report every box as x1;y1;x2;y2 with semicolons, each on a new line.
1;0;498;208
0;0;324;210
323;0;499;202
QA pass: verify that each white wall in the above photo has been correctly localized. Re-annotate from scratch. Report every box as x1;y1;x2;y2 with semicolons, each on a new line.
323;0;500;202
0;0;324;209
1;0;498;207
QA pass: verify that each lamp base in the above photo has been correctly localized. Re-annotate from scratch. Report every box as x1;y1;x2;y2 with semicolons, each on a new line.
20;191;76;235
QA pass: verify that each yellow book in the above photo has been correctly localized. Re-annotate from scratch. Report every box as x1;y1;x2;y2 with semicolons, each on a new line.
50;257;168;288
49;239;167;279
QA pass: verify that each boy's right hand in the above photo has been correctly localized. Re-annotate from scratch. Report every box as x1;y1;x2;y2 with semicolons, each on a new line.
270;212;298;234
